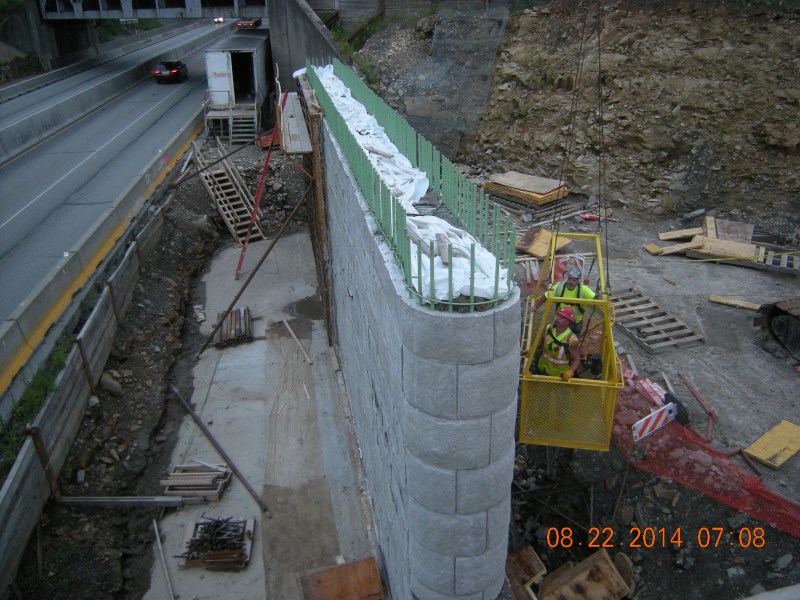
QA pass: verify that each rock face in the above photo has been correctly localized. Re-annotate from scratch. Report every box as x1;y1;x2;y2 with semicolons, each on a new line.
358;1;800;244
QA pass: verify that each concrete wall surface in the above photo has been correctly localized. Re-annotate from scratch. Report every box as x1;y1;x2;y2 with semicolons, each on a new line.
323;122;520;599
266;0;343;91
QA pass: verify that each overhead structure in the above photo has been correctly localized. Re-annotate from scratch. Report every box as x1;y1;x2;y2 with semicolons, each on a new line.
519;232;622;451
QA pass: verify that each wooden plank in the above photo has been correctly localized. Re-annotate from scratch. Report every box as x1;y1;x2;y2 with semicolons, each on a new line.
507;545;546;600
159;477;218;486
709;295;761;311
704;215;717;239
539;549;630;600
281;93;313;154
743;420;800;469
692;236;758;260
659;236;705;255
658;227;703;241
643;243;663;255
516;227;571;258
300;557;383;600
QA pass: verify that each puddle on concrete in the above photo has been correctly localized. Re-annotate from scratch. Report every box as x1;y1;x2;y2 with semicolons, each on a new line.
283;291;324;320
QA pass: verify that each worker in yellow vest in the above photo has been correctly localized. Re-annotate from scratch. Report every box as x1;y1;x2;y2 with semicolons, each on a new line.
531;266;596;335
534;306;582;382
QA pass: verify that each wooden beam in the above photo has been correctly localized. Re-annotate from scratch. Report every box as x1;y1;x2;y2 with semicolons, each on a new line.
658;236;705;255
658;227;703;241
709;295;761;311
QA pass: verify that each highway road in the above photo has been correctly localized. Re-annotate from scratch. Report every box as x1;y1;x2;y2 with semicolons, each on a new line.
0;29;214;324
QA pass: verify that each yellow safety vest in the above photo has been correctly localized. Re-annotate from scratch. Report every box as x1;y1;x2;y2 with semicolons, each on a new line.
537;326;578;377
547;282;595;323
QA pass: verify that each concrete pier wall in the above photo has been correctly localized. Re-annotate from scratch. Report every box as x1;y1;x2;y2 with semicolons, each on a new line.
322;122;520;600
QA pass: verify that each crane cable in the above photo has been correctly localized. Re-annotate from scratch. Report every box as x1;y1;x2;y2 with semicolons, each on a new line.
594;0;613;295
551;4;593;244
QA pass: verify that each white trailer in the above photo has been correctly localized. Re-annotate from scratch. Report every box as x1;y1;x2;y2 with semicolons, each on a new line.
204;31;272;145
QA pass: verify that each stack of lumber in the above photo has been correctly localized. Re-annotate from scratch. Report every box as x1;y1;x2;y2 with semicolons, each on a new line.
485;171;568;207
161;463;232;501
645;217;799;274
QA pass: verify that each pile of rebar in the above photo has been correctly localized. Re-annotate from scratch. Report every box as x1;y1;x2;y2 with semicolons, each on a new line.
177;516;252;571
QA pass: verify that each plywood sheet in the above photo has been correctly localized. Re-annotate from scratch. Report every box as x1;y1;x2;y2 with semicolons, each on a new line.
743;420;800;469
516;227;571;258
281;92;313;154
300;557;383;600
486;171;568;206
692;236;758;260
714;218;754;243
489;171;565;195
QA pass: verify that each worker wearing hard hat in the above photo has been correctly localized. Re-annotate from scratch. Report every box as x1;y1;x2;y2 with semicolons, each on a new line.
531;266;596;335
533;306;582;382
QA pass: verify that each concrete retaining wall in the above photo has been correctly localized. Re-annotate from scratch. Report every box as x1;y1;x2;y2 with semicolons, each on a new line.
323;122;519;599
266;0;344;92
0;200;170;595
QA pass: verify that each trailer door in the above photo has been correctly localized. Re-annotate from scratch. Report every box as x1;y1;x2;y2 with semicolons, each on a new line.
206;51;233;108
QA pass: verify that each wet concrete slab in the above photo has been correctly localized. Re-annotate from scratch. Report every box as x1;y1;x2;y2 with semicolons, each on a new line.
143;229;376;600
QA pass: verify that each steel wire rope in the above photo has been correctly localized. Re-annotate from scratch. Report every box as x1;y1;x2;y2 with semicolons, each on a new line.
551;4;593;233
594;0;613;296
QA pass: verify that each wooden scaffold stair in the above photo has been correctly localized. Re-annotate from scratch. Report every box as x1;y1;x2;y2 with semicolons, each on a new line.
192;139;265;246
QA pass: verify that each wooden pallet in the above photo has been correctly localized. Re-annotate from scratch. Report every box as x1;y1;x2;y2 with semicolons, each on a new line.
161;464;231;501
610;288;704;354
687;245;800;275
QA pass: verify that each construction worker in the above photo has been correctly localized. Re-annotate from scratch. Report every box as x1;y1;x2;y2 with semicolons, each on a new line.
533;306;581;382
530;266;596;335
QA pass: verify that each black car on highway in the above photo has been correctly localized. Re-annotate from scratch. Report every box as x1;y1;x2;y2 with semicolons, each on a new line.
152;61;188;83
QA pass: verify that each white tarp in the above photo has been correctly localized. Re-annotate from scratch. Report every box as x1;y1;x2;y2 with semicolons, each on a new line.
311;65;509;301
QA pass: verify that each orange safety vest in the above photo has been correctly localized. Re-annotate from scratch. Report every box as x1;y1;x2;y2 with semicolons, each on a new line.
537;326;578;377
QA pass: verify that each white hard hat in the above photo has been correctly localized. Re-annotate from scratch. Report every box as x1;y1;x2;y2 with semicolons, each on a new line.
567;267;581;279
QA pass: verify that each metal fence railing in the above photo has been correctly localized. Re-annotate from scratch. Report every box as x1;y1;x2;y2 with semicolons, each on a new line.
306;59;516;312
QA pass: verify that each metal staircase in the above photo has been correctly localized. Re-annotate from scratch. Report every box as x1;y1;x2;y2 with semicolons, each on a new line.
231;114;258;145
192;139;265;246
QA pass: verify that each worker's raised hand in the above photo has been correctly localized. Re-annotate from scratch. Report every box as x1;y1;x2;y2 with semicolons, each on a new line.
561;369;573;382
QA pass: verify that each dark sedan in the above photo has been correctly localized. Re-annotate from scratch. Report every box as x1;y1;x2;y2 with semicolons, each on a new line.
152;61;188;84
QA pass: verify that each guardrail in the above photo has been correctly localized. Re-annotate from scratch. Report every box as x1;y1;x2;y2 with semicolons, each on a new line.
0;106;202;594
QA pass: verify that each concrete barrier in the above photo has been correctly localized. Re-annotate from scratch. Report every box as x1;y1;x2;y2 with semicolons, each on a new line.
0;343;91;597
